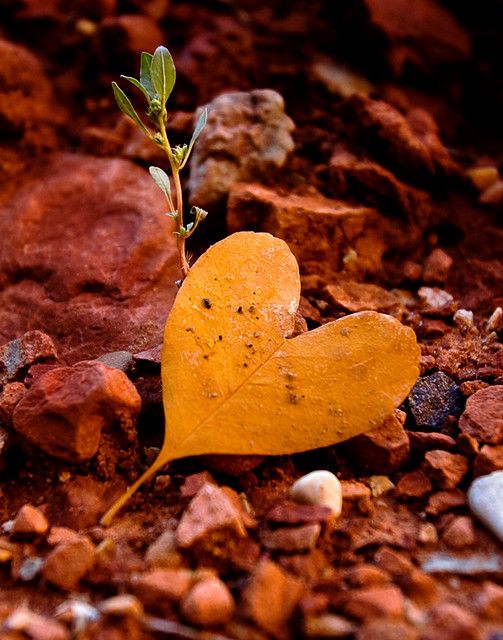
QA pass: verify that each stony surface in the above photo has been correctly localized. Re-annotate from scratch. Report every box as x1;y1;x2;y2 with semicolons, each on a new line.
188;90;294;208
11;504;49;539
0;2;501;638
12;360;141;462
0;331;58;388
0;154;180;363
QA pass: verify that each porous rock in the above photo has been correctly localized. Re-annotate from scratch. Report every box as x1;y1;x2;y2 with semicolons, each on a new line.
459;385;503;444
188;89;294;208
408;371;463;431
0;382;26;427
228;182;388;279
0;154;179;363
12;361;141;462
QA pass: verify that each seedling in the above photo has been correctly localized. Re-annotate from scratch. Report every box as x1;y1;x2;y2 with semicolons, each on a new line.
112;45;208;278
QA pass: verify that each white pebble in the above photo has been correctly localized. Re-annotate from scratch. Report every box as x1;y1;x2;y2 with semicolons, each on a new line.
486;307;503;334
418;286;453;309
290;470;342;517
453;309;474;332
467;471;503;543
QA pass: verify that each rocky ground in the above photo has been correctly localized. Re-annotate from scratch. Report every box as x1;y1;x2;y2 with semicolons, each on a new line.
0;0;502;638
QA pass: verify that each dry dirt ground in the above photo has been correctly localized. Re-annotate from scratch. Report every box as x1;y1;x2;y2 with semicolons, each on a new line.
0;1;502;639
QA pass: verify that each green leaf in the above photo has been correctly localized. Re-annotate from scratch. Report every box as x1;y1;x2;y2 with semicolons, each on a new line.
112;82;150;135
181;107;208;168
140;52;156;98
149;166;173;205
151;45;176;106
120;75;150;101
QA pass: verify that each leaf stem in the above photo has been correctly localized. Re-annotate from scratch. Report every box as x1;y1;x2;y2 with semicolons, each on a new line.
158;112;190;279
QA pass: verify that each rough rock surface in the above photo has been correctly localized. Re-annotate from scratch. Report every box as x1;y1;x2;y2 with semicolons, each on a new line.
459;385;503;444
408;372;464;431
0;331;58;388
0;154;179;363
188;90;295;208
12;360;141;462
227;183;388;279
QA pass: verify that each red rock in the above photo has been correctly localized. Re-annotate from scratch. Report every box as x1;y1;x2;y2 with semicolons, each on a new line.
347;409;409;473
395;470;432;498
181;577;235;627
131;568;193;605
422;450;469;489
12;361;140;462
343;585;404;620
473;445;503;476
456;433;480;457
0;39;64;150
180;472;216;498
97;15;164;66
459;385;503;444
374;547;412;576
176;483;249;549
11;504;49;540
476;581;503;620
298;593;330;616
42;536;95;590
266;502;332;525
421;602;480;640
408;430;456;454
441;516;476;549
259;523;321;553
0;382;26;426
145;529;181;569
0;154;179;363
47;527;85;547
344;565;390;588
357;619;417;640
325;282;399;313
227;183;387;280
341;480;372;502
426;489;466;515
242;558;304;639
423;249;453;284
0;331;57;387
459;380;491;397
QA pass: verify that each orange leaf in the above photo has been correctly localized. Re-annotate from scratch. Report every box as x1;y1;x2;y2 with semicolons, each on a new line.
101;232;420;523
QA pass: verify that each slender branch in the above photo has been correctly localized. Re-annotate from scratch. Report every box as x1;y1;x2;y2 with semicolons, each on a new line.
158;113;190;278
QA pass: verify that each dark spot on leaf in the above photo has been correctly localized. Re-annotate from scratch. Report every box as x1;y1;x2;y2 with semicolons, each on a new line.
202;298;212;309
237;306;243;314
218;335;223;341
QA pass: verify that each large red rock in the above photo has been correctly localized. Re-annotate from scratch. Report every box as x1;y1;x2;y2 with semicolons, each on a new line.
227;183;389;280
0;154;180;363
12;360;141;462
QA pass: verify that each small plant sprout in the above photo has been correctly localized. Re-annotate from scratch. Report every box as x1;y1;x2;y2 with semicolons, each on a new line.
112;45;208;278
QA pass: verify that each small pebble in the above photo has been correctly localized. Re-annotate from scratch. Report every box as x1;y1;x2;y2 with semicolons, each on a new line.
487;307;503;334
418;287;453;309
304;612;356;638
290;470;342;517
55;600;100;634
11;504;49;539
181;577;235;627
18;556;44;582
468;470;503;543
95;350;134;372
453;309;474;332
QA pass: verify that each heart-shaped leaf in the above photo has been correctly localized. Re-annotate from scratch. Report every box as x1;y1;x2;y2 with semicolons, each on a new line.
101;232;419;524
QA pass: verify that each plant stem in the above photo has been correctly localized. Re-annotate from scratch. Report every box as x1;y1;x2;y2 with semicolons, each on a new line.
158;114;190;279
